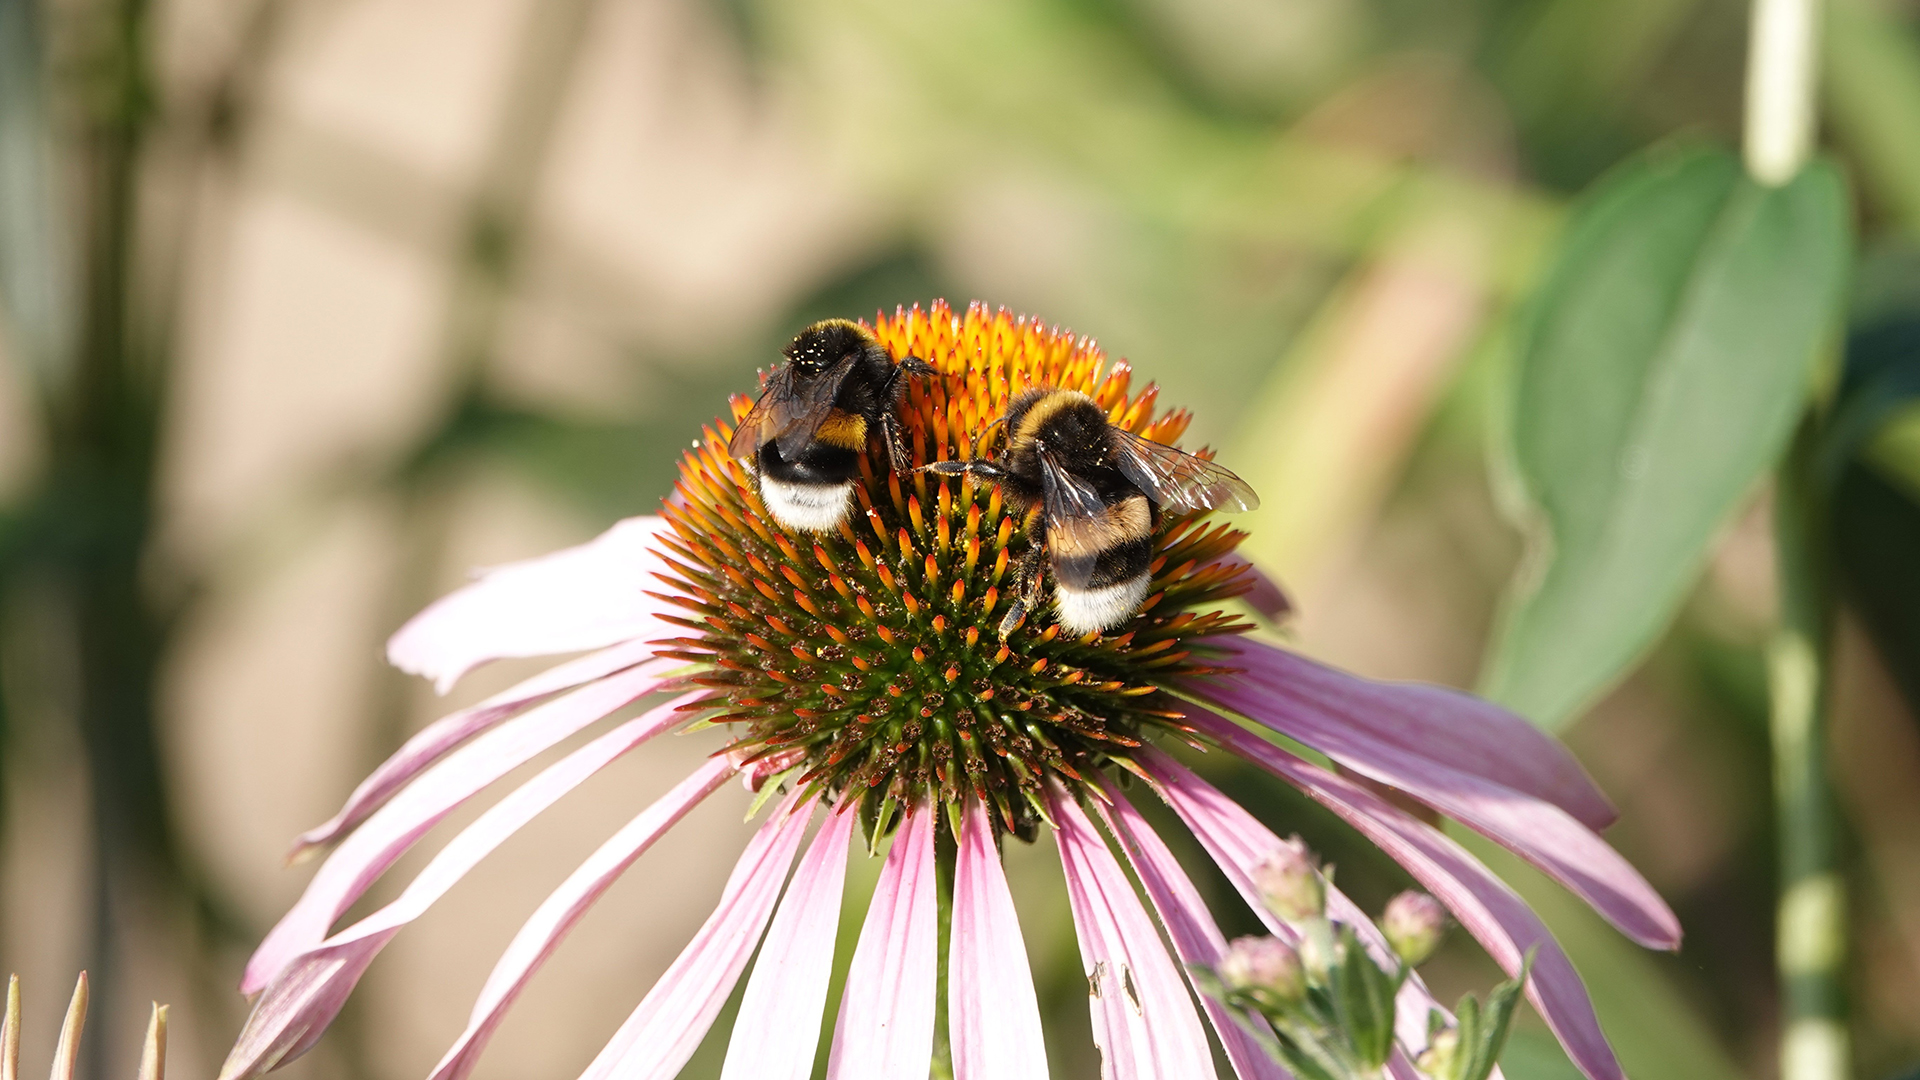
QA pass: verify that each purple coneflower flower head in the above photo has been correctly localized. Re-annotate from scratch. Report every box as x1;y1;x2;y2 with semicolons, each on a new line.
220;301;1680;1080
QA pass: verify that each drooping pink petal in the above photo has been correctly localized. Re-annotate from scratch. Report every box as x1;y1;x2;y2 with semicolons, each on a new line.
388;516;675;693
950;799;1048;1080
1136;747;1450;1059
1186;705;1679;950
243;663;671;994
428;757;734;1080
719;803;858;1080
221;695;701;1080
1091;778;1288;1080
1188;723;1626;1080
218;937;388;1080
577;794;818;1080
291;641;670;859
1198;636;1616;831
1049;783;1219;1080
827;804;937;1080
1220;554;1292;621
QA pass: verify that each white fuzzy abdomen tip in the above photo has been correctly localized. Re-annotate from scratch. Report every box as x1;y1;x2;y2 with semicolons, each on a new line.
758;476;855;533
1053;575;1152;635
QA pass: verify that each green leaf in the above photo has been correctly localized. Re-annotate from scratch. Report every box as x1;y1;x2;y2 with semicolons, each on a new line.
1330;926;1401;1069
1483;147;1851;728
1814;317;1920;489
1460;952;1532;1080
1266;1014;1357;1080
1827;0;1920;238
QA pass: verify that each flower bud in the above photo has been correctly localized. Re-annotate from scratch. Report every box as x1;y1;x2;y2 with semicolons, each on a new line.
1383;891;1449;966
1251;837;1324;922
1217;935;1306;1007
1415;1025;1460;1079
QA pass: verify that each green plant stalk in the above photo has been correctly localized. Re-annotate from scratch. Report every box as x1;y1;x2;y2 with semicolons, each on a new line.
1745;0;1821;184
57;1;178;1075
1745;0;1848;1074
1770;421;1849;1080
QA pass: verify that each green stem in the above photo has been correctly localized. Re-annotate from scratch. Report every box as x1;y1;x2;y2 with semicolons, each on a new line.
1745;0;1823;184
1769;421;1849;1080
1744;0;1848;1073
930;815;957;1080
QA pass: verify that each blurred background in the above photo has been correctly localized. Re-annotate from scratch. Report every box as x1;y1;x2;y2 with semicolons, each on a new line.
3;0;1920;1078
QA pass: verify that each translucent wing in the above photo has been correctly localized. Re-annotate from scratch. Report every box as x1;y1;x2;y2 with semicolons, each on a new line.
725;355;858;463
1109;428;1259;513
1037;443;1114;526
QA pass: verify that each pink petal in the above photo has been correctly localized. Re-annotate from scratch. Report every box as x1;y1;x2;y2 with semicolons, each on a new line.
950;798;1049;1080
1188;703;1679;950
1136;747;1450;1058
218;936;388;1080
428;757;734;1080
719;804;858;1080
1220;554;1292;621
827;805;937;1080
291;641;670;858
577;793;817;1080
1049;783;1218;1080
1199;636;1617;831
388;516;675;693
1090;779;1288;1080
243;663;671;994
1190;721;1626;1080
221;695;701;1079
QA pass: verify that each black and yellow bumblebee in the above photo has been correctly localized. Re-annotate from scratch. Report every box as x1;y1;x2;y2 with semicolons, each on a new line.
926;387;1258;636
729;319;933;532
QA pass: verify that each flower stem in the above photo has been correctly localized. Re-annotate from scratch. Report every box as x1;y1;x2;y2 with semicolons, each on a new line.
931;819;957;1080
1769;421;1849;1080
1745;0;1847;1072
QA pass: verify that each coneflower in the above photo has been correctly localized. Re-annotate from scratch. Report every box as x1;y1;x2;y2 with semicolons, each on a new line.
221;301;1678;1080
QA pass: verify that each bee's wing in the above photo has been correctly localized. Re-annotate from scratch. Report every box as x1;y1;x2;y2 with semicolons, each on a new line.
1108;428;1259;513
726;356;857;463
1036;444;1116;525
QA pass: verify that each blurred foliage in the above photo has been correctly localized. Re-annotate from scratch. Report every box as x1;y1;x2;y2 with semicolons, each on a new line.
1483;146;1850;729
1830;300;1920;730
7;0;1920;1076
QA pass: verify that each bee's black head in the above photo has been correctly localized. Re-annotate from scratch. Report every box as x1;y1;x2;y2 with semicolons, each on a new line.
783;319;875;376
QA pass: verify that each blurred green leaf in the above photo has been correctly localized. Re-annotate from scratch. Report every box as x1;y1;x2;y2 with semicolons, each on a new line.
1827;0;1920;237
1833;459;1920;723
1815;319;1920;490
1866;403;1920;499
1482;147;1850;729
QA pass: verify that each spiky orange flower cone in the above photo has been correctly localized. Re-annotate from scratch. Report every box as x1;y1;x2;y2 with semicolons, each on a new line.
222;302;1678;1080
654;301;1256;838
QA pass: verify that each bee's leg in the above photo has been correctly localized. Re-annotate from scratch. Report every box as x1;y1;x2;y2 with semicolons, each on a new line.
920;459;1005;481
880;411;913;474
997;529;1048;639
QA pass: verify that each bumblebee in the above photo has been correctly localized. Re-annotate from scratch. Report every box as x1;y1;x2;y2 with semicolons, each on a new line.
729;319;932;532
926;387;1258;636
